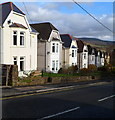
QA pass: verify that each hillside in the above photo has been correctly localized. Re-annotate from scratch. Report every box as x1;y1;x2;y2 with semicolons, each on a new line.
78;38;115;52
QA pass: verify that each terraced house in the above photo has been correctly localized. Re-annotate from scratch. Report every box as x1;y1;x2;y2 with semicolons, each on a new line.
76;40;88;69
87;45;96;65
0;2;38;76
60;34;78;68
30;22;63;73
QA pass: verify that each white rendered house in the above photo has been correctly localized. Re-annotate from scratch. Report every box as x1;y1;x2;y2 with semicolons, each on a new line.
76;40;88;69
30;22;63;73
100;51;105;66
60;34;78;67
87;45;95;65
0;2;38;76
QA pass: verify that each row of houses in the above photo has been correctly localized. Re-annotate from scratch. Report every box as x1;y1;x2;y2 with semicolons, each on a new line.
0;2;110;76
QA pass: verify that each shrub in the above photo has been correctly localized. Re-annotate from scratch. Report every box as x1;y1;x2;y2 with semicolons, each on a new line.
58;65;78;74
80;68;89;74
97;66;108;72
88;64;97;72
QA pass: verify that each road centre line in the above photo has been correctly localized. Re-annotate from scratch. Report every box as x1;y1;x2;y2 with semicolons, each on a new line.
98;94;115;102
39;107;80;120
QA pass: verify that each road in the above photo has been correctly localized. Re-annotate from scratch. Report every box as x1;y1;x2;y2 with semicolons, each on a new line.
2;81;115;119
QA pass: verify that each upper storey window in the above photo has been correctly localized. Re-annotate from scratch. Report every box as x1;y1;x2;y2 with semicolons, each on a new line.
20;32;25;46
13;31;17;45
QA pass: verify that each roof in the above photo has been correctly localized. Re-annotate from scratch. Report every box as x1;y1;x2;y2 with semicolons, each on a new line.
0;2;25;26
87;45;92;55
9;22;27;29
94;48;98;56
76;40;84;53
30;22;58;40
60;34;72;48
30;26;38;33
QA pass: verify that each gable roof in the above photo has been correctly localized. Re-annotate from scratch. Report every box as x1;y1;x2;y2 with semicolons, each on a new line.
0;2;25;26
30;22;58;40
94;48;98;56
60;34;72;48
87;45;92;55
76;40;84;53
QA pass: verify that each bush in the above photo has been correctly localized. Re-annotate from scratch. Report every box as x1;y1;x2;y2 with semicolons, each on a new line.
97;66;108;72
80;68;89;74
88;64;97;72
58;65;78;74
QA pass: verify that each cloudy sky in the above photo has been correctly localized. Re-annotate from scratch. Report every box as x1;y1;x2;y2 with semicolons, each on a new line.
1;0;114;41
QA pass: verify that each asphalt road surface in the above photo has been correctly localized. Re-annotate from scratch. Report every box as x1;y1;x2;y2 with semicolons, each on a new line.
2;82;115;119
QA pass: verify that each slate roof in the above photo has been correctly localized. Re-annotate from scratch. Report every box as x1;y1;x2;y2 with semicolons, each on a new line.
87;45;92;55
76;40;84;53
30;22;58;40
60;34;72;48
30;26;38;33
0;2;25;26
94;48;98;56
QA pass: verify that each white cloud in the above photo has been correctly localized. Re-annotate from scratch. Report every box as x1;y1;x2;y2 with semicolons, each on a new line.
22;3;113;41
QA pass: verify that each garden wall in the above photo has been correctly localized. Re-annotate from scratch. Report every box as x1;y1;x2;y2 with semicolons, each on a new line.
0;64;18;86
15;75;101;86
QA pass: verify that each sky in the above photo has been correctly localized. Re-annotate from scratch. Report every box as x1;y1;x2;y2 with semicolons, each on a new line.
0;0;114;41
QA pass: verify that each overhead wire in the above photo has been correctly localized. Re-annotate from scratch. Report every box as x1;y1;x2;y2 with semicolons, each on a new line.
73;0;113;34
22;2;33;24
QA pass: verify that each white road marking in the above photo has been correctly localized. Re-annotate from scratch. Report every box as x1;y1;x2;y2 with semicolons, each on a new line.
98;95;115;102
40;107;80;120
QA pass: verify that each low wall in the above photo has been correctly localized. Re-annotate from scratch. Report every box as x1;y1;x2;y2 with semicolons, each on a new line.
15;75;101;86
0;64;18;86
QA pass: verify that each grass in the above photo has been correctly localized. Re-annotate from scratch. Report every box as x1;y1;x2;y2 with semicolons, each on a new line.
41;71;102;77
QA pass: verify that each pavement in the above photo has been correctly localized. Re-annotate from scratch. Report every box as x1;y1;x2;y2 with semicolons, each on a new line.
1;78;114;98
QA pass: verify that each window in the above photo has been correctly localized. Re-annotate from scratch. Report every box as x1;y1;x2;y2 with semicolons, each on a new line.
92;56;94;61
84;64;86;68
72;50;74;57
13;57;17;65
52;43;55;53
20;32;24;46
84;53;86;59
52;43;59;53
56;43;58;53
13;31;17;45
56;60;58;71
75;50;77;57
20;57;24;71
52;60;55;70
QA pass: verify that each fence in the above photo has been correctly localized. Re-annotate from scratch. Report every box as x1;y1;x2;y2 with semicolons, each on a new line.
0;64;18;86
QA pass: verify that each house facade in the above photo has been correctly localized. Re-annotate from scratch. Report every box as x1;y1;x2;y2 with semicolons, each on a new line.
100;51;105;66
96;50;101;67
0;2;38;76
60;34;78;68
30;22;62;73
76;40;88;69
87;45;95;65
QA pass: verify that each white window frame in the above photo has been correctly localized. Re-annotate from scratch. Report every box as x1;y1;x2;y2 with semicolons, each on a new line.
52;43;55;53
20;32;25;46
20;57;25;71
56;60;58;71
56;43;59;53
84;53;86;59
13;56;17;65
72;50;74;57
13;31;17;46
52;60;55;71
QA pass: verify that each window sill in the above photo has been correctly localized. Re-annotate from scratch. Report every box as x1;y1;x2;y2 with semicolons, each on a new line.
11;46;25;48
